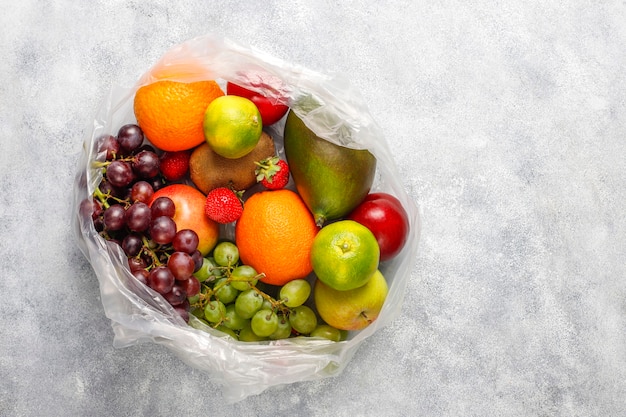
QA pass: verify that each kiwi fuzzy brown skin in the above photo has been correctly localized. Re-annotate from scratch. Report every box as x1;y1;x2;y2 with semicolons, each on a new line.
189;131;275;193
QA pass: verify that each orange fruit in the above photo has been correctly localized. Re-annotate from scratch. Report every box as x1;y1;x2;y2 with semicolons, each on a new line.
235;189;318;286
134;80;224;152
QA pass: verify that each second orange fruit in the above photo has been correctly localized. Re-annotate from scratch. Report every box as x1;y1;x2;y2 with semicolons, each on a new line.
133;80;224;152
235;189;319;286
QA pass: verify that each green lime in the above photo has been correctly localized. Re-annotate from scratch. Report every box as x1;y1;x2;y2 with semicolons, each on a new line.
203;95;262;159
310;220;380;291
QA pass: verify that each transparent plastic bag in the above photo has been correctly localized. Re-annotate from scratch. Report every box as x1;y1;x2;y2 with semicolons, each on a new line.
72;34;421;403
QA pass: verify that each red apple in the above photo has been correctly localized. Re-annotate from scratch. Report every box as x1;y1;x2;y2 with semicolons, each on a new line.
226;82;289;126
347;192;409;262
150;184;219;256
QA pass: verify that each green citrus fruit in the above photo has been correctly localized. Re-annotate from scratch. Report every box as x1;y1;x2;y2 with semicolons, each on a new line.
203;95;262;159
310;219;380;291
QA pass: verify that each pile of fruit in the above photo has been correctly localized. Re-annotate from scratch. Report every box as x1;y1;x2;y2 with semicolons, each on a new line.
81;78;410;343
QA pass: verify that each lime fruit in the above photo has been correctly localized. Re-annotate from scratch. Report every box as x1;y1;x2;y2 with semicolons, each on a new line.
310;219;380;291
203;95;262;159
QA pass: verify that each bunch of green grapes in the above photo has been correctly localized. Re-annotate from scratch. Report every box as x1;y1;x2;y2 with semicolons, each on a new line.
188;241;345;342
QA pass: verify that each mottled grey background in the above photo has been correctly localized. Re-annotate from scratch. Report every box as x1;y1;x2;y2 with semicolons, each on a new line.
2;1;626;416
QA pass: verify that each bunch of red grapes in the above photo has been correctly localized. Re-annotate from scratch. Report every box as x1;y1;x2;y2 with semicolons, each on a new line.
82;123;201;321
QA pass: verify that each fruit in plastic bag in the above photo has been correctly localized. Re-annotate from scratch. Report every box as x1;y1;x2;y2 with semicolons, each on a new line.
73;34;420;403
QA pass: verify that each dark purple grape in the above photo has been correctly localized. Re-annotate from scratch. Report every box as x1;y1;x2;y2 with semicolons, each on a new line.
98;180;124;200
94;217;104;232
126;202;152;232
92;199;104;219
149;216;177;245
151;196;176;218
122;233;143;257
167;251;195;280
117;124;144;154
172;229;199;254
191;250;203;272
164;285;187;306
96;134;120;160
132;150;160;179
148;176;165;191
128;257;147;272
79;198;103;220
132;269;149;286
103;204;126;231
130;181;154;203
148;266;175;294
106;160;135;188
181;276;200;298
174;306;190;323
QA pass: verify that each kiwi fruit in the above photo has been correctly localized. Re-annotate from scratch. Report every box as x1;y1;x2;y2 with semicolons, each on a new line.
189;131;275;193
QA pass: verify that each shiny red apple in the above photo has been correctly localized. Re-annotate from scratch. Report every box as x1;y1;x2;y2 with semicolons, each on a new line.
226;82;289;126
347;192;409;262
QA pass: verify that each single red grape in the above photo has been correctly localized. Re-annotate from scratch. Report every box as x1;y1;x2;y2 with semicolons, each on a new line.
151;196;175;218
172;229;199;254
149;216;177;245
130;181;154;203
117;124;144;154
168;251;195;280
106;160;135;188
148;266;175;294
103;204;126;231
132;150;160;178
164;284;187;306
126;202;152;232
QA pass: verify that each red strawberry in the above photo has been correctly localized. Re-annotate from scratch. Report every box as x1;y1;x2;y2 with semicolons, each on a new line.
160;151;190;181
204;187;243;224
255;156;290;190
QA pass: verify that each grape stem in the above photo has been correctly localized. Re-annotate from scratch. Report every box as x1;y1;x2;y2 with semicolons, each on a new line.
92;187;111;209
140;236;163;267
247;278;291;316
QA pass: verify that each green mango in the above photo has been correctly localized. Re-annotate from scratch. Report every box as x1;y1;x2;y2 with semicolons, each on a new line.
283;111;376;227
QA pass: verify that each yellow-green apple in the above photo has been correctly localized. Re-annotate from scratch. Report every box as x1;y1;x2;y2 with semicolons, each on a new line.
347;192;409;262
149;184;219;256
314;269;388;331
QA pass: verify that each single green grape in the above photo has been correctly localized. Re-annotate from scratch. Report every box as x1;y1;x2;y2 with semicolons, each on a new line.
187;293;201;306
213;278;239;304
250;309;279;337
235;289;264;319
239;322;267;342
188;317;209;332
279;279;311;308
215;325;238;340
261;298;273;311
204;300;226;323
269;316;292;340
189;306;205;319
310;324;342;342
289;305;317;335
222;304;248;330
213;241;239;267
193;257;222;282
230;264;258;291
